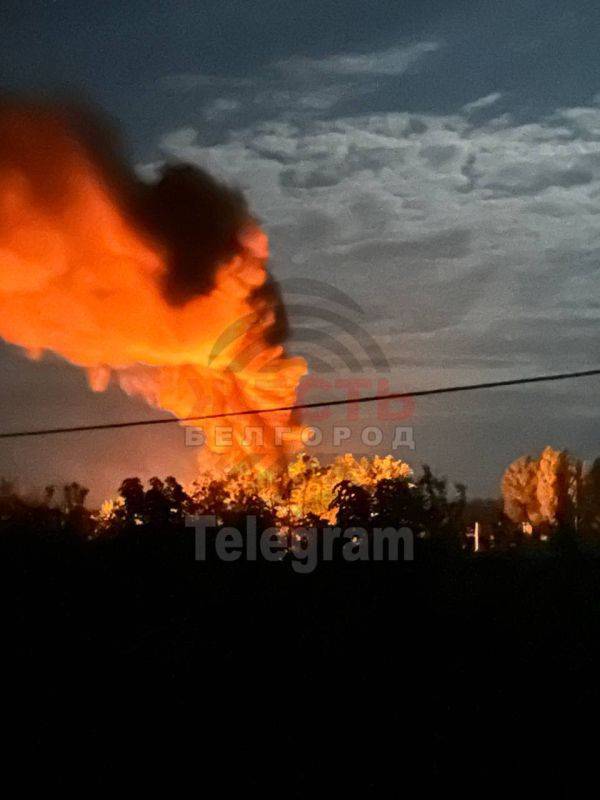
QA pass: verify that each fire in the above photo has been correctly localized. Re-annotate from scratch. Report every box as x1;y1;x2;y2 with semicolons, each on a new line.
0;100;306;469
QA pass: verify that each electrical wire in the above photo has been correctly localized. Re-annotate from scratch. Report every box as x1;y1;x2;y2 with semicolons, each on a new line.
0;367;598;440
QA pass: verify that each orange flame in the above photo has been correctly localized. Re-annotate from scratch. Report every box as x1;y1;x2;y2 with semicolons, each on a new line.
0;102;306;470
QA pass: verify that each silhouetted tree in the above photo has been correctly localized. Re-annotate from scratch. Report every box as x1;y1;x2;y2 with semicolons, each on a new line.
163;476;188;522
330;480;371;528
417;466;463;548
581;458;600;536
119;477;145;524
43;485;56;505
62;482;89;512
144;477;171;526
372;477;422;529
190;479;230;522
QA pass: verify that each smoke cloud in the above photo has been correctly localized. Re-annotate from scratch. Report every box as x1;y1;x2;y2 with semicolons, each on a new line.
0;97;306;469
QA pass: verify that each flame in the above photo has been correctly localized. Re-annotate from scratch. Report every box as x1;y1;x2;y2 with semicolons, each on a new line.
0;101;306;469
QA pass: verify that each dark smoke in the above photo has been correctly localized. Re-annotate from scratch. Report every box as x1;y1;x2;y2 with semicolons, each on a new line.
143;164;250;304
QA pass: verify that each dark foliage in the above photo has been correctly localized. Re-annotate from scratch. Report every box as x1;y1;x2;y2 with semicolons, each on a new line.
1;460;600;793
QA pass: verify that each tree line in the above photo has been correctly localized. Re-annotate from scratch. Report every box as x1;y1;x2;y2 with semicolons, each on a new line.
1;448;599;553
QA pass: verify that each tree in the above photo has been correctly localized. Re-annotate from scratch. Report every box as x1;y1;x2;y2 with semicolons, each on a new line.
536;447;574;527
164;476;188;521
372;477;421;529
330;480;371;528
43;485;56;505
119;477;145;523
144;477;171;526
502;447;582;535
62;482;89;512
581;458;600;535
501;455;541;526
61;482;91;536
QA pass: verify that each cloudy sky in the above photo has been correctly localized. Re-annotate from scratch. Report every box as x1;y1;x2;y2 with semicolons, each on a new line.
0;0;599;501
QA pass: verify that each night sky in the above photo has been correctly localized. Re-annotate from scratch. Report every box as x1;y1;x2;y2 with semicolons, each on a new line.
1;0;599;503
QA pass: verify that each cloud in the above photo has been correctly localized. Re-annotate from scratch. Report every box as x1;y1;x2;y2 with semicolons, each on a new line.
276;41;440;77
156;80;600;385
481;160;593;196
203;97;242;121
462;92;503;113
156;41;440;125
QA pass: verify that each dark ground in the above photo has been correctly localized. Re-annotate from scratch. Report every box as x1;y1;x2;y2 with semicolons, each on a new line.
1;531;598;794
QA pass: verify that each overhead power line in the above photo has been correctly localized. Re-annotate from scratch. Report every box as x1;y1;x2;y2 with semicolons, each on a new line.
0;367;598;441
